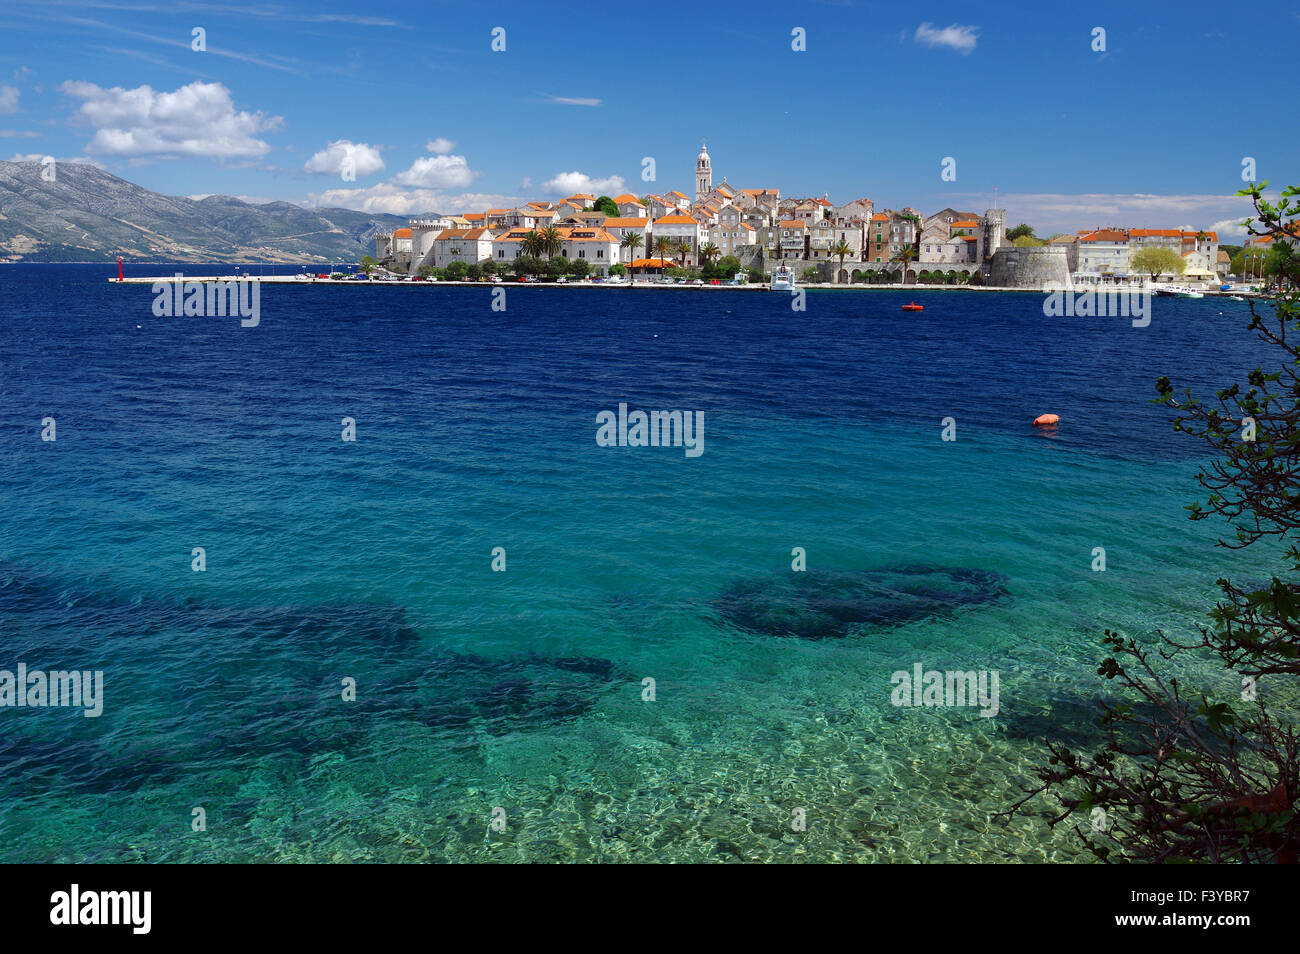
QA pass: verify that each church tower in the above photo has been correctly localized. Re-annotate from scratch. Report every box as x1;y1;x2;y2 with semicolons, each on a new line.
695;140;712;204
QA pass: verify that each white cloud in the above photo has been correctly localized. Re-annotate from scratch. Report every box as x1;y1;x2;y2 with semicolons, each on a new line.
393;154;476;189
304;139;385;177
0;85;19;114
0;130;40;138
59;80;281;159
306;184;521;216
914;23;979;54
541;95;602;107
425;137;455;154
542;171;626;196
937;191;1261;238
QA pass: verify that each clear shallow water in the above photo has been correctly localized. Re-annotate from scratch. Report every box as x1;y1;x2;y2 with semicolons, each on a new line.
0;264;1280;862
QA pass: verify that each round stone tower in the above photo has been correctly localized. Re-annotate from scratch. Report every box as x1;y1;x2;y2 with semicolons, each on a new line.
696;140;712;204
982;208;1006;259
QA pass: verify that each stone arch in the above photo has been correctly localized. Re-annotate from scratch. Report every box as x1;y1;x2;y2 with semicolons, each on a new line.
837;268;849;284
905;268;917;284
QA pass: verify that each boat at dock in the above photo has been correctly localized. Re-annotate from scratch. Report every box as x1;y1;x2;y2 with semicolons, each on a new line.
770;265;795;291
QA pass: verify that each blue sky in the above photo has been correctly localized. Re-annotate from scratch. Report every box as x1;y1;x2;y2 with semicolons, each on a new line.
1;0;1296;238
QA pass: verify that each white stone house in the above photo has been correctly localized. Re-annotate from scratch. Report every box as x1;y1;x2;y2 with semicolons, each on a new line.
432;227;495;267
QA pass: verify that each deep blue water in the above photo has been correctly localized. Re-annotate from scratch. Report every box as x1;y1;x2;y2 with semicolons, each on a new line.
0;264;1278;861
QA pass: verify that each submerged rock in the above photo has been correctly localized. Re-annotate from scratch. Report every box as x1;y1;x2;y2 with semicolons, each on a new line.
0;561;625;794
711;565;1011;639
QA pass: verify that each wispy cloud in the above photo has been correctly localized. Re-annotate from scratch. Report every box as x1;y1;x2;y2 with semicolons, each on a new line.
914;22;979;55
937;191;1263;238
539;94;602;107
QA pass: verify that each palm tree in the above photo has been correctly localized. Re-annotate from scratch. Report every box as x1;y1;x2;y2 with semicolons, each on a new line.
540;225;562;258
621;232;644;280
699;242;720;267
890;246;917;285
830;239;853;283
675;239;691;268
520;229;544;259
653;235;673;265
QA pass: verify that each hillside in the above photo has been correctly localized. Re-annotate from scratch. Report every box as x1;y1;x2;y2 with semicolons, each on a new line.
0;161;417;263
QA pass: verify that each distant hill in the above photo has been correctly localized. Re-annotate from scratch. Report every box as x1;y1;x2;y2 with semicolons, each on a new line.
0;161;420;263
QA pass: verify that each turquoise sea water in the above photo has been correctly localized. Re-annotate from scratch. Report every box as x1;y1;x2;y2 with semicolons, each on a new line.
0;266;1281;861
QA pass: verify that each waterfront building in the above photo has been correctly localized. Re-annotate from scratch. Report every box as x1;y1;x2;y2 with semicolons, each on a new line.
431;227;495;267
652;213;706;265
601;217;651;261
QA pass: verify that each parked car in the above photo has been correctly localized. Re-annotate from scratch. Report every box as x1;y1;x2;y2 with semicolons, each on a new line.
556;276;569;284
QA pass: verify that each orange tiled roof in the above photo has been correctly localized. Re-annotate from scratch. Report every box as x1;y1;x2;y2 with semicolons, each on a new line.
613;194;642;204
436;228;494;240
1080;229;1129;242
1129;229;1181;237
602;217;650;227
463;213;485;221
950;219;979;228
392;228;412;238
630;257;675;268
654;215;697;225
779;219;807;228
870;213;889;222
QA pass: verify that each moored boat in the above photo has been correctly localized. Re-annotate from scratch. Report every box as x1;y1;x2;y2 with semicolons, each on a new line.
770;265;795;291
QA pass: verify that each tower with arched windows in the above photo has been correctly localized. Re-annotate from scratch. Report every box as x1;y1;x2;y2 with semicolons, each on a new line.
695;141;712;204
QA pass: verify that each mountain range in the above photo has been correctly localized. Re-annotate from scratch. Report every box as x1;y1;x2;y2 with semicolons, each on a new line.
0;160;418;264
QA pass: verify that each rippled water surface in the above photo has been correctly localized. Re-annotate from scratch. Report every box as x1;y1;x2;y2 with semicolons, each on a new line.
0;265;1277;861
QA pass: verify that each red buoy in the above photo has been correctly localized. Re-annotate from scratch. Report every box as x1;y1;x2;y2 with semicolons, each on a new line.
117;256;124;282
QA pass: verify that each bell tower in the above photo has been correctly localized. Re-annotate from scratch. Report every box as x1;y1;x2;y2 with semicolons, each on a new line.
695;140;712;204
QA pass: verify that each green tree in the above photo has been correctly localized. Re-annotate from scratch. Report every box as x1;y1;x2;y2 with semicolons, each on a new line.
1231;247;1269;280
1130;246;1187;283
465;262;482;281
568;258;591;279
540;226;563;257
890;246;916;284
417;264;436;279
444;260;469;280
675;239;692;267
1012;235;1045;247
360;254;378;276
699;242;720;267
653;236;673;262
802;266;820;282
1005;182;1300;863
512;255;542;277
620;232;644;279
1265;242;1300;290
1005;223;1035;242
716;255;741;277
830;239;854;281
592;196;619;217
545;255;568;278
520;230;544;259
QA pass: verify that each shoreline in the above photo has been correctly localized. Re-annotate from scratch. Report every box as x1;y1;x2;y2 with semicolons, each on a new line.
102;275;1269;297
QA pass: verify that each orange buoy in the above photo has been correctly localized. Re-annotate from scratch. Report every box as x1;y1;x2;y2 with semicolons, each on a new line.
902;302;923;312
1032;414;1060;427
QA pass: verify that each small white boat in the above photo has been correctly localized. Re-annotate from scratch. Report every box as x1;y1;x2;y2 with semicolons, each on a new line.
770;264;795;291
